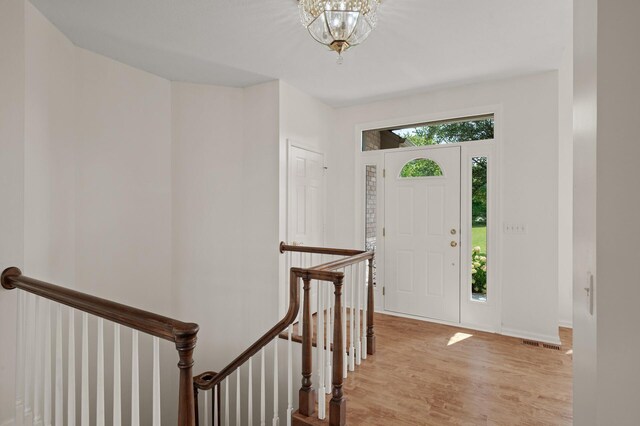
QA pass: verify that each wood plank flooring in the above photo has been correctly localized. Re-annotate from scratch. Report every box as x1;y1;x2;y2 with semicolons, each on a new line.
297;313;572;426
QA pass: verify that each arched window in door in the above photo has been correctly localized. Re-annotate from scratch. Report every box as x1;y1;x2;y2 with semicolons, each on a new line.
399;158;444;178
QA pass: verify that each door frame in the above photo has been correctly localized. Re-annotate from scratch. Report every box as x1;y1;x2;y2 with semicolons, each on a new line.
354;105;503;333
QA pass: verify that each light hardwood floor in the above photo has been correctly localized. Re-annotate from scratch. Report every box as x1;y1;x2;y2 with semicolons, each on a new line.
301;313;573;425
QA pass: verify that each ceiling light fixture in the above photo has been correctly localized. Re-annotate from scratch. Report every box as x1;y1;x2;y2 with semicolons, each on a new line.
298;0;381;63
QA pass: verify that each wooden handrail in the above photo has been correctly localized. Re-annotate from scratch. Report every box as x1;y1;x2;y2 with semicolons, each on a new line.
1;266;200;426
280;242;364;257
312;251;374;272
1;267;199;341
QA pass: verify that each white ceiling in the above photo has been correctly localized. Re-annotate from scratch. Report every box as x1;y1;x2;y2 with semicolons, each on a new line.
30;0;572;107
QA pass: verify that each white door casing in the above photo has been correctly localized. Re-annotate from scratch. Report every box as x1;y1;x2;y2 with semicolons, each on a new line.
384;147;461;323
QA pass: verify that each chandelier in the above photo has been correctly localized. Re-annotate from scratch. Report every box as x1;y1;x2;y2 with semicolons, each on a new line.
299;0;381;61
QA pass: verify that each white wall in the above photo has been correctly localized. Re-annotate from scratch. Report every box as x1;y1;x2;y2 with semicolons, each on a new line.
330;72;561;343
74;47;173;312
171;80;281;374
595;0;640;423
24;0;76;290
0;0;25;421
171;81;246;364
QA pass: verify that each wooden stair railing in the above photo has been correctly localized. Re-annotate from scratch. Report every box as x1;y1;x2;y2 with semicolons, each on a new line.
193;243;375;426
1;267;199;426
283;244;376;426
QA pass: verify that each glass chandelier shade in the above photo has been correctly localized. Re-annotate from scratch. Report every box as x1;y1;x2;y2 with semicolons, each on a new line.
299;0;381;56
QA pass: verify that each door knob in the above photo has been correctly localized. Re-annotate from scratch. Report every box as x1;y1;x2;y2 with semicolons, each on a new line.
450;241;458;247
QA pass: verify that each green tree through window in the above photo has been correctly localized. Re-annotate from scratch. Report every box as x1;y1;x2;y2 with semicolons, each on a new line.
400;159;443;177
395;118;494;146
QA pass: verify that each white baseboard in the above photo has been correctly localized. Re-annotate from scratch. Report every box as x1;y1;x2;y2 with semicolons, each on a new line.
375;309;563;345
501;327;562;345
559;320;573;329
377;309;499;334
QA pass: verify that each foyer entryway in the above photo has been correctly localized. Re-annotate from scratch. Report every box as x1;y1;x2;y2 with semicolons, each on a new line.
384;147;461;323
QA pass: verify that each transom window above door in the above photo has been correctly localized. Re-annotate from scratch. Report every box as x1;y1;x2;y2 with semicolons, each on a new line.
362;114;494;152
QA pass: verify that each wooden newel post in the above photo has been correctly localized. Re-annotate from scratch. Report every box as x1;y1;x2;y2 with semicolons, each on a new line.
299;275;317;417
367;258;376;355
330;275;346;426
175;324;199;426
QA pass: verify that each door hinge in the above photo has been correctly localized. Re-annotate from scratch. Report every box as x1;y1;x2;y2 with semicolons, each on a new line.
382;287;386;296
383;168;386;178
382;227;386;237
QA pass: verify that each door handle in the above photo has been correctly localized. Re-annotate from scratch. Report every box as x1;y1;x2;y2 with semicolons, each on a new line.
450;241;458;247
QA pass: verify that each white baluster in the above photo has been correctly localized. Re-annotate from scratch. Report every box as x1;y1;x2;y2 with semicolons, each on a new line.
81;313;89;426
113;324;121;426
25;293;34;425
67;308;76;426
261;347;266;426
224;378;229;426
96;318;105;426
349;266;355;372
325;282;331;395
214;385;219;426
355;263;362;366
34;298;43;426
152;336;161;425
286;324;292;425
131;330;139;426
272;340;279;426
362;262;368;360
235;368;240;426
15;290;25;426
43;300;52;426
54;304;63;426
203;389;209;426
247;358;253;425
342;268;347;379
317;282;325;420
296;253;303;338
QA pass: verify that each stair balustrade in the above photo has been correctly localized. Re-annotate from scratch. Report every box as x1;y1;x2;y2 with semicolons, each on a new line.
1;241;375;425
193;243;375;426
1;266;199;426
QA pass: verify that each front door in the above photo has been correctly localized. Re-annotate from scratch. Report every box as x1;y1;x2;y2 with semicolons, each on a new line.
384;147;461;322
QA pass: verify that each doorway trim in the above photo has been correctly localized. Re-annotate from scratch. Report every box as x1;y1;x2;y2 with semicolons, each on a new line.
353;105;503;333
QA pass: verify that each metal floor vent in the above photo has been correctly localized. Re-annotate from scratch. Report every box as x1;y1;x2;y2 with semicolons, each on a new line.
522;339;561;351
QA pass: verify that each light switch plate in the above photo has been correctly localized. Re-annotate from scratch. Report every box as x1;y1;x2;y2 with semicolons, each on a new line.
503;223;527;234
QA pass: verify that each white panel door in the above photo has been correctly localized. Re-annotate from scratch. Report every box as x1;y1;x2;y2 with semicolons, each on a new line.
288;145;325;248
384;147;461;322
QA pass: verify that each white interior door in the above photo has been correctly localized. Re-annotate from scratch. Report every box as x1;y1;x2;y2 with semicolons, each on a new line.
288;145;325;248
384;147;461;322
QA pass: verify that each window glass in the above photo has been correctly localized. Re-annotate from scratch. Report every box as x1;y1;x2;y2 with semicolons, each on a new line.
399;159;443;178
362;115;494;151
471;156;488;301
